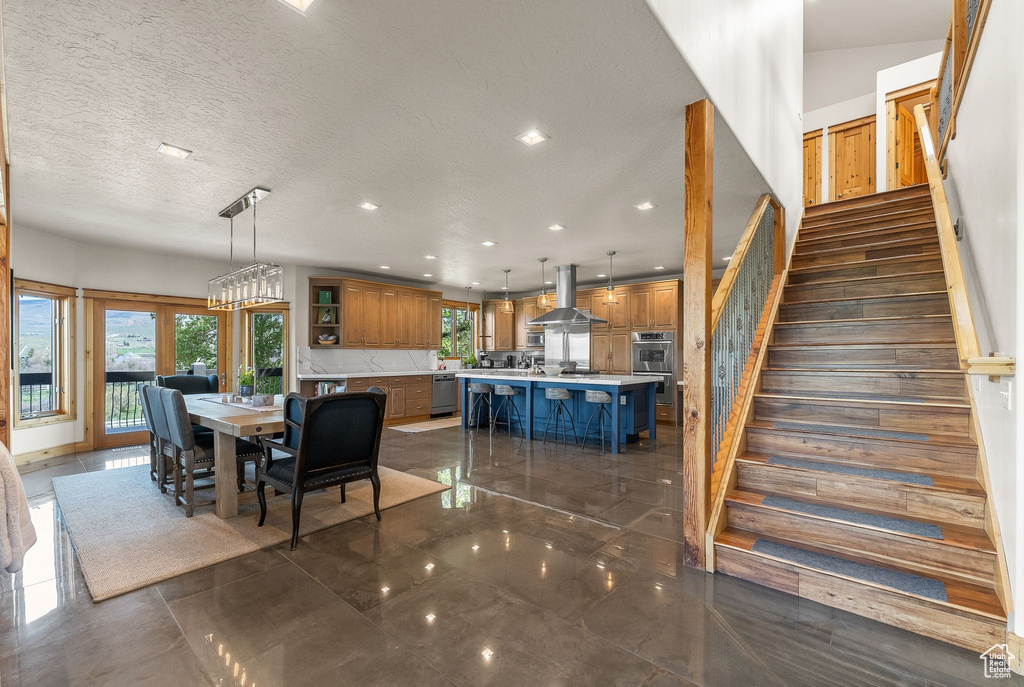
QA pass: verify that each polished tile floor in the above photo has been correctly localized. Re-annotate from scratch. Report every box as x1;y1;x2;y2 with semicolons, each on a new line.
3;425;1019;686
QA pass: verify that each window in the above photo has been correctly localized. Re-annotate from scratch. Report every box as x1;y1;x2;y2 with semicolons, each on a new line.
15;280;76;426
440;301;478;360
244;307;289;395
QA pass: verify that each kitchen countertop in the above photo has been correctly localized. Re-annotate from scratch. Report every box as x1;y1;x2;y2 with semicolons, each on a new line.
455;370;660;386
297;370;461;381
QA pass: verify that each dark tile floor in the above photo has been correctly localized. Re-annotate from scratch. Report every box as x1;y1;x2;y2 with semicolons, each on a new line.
2;425;1019;686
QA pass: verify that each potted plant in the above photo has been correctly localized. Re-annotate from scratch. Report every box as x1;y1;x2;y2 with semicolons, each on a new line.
238;366;255;397
462;352;477;369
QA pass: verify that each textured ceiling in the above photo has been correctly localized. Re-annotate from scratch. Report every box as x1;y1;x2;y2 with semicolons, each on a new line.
4;0;768;293
804;0;949;53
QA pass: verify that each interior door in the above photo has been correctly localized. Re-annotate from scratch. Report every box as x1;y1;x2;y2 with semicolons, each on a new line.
897;104;916;188
92;299;230;448
829;115;876;201
803;129;822;206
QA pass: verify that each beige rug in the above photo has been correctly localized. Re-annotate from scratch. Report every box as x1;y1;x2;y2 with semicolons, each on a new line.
389;416;463;433
52;465;448;601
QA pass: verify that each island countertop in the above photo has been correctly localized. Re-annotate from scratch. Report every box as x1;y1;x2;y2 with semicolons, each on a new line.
454;370;661;386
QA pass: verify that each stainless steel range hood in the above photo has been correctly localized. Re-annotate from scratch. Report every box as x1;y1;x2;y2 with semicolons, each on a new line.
528;264;607;325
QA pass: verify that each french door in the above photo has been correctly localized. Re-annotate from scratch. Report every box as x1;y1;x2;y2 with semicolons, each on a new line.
89;297;231;448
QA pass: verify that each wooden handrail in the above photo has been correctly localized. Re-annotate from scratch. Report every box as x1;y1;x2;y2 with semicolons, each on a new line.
934;0;991;162
710;194;771;333
912;104;982;367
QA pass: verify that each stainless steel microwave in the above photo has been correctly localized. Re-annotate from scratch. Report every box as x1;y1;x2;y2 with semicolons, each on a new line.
526;330;544;348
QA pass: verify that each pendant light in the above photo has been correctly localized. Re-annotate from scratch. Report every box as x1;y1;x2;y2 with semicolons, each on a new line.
208;187;285;311
603;250;619;304
500;269;515;313
536;258;551;307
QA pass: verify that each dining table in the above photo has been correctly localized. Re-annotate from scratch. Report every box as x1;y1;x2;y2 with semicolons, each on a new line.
183;393;285;519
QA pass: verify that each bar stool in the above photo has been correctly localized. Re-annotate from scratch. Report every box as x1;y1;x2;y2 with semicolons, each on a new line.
491;384;524;437
469;383;494;430
543;387;578;445
583;389;613;452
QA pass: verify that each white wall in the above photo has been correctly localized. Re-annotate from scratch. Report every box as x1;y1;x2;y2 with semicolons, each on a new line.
939;0;1022;634
875;52;943;190
805;40;944;112
646;0;803;243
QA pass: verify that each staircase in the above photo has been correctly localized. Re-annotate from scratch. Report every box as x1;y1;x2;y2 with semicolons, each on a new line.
712;184;1007;652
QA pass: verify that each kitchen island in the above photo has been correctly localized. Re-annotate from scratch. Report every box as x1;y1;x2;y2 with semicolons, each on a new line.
456;370;658;453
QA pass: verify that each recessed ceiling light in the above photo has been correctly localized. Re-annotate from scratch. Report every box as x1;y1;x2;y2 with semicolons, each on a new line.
279;0;316;12
500;286;509;291
481;241;496;247
425;613;436;622
597;273;607;278
157;143;192;159
544;281;553;285
653;265;665;270
481;648;495;660
380;586;390;593
471;282;480;285
471;544;480;551
516;129;548;146
723;256;733;261
379;265;390;269
423;274;433;278
547;224;565;231
424;255;438;260
635;201;655;211
358;201;380;211
425;563;435;571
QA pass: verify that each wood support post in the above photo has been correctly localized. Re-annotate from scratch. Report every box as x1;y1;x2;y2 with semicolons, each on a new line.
682;98;713;568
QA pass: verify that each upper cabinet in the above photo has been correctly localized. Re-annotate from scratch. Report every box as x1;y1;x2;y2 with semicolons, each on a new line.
482;299;516;351
627;282;677;330
311;277;443;350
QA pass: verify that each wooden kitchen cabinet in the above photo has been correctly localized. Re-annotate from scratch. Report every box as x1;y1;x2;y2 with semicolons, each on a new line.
629;286;653;330
482;299;515;351
481;302;496;351
591;331;630;374
313;277;443;351
652;282;678;328
515;299;528;349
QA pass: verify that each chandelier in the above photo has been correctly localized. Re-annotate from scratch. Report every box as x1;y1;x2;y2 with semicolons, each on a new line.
208;187;285;311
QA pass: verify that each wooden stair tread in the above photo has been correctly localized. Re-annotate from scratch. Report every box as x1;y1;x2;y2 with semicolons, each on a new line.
798;218;936;244
762;366;962;374
782;290;947;307
801;213;936;237
784;269;945;289
716;527;1005;619
737;451;984;496
767;341;957;349
773;313;952;326
726;489;994;554
803;185;930;217
745;420;977;448
795;235;938;258
789;253;943;276
753;391;970;410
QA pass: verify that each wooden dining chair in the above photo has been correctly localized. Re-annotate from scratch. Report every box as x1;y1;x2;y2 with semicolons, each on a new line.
256;391;387;549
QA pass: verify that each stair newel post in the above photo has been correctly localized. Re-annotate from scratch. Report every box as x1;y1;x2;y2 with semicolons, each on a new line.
773;201;786;275
682;98;714;569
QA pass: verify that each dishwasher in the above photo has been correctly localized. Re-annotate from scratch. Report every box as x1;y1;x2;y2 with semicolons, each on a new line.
431;373;457;415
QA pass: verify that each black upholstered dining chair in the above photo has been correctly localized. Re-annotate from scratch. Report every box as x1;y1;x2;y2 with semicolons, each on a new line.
256;390;387;549
140;383;175;492
159;388;263;516
156;373;219;394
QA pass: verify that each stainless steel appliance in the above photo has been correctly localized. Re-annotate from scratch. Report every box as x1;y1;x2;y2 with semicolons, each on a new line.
526;330;544;348
632;331;675;405
431;373;457;415
544;323;590;371
528;265;607;326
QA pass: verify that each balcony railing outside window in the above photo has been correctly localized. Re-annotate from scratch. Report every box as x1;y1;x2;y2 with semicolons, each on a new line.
105;370;154;431
19;372;55;418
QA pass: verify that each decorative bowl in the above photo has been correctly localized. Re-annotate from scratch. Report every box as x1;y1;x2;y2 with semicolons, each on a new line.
317;334;337;345
251;393;275;407
541;365;563;377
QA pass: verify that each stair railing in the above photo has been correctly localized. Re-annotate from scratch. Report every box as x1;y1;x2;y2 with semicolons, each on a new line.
709;195;778;469
912;102;1015;618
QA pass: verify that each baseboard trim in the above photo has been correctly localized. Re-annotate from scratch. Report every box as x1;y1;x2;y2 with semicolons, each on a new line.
15;441;92;472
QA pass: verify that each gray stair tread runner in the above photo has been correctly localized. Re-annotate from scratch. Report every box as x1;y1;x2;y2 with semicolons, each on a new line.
766;456;934;486
751;538;948;603
773;421;928;442
761;495;944;540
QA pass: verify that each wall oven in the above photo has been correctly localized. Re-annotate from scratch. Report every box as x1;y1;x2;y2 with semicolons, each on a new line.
632;331;675;405
526;330;544;348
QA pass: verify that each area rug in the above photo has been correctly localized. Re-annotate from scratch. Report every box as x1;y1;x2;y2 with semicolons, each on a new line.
389;416;463;433
52;465;448;601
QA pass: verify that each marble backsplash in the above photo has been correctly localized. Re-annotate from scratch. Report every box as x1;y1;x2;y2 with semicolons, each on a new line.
297;347;443;375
